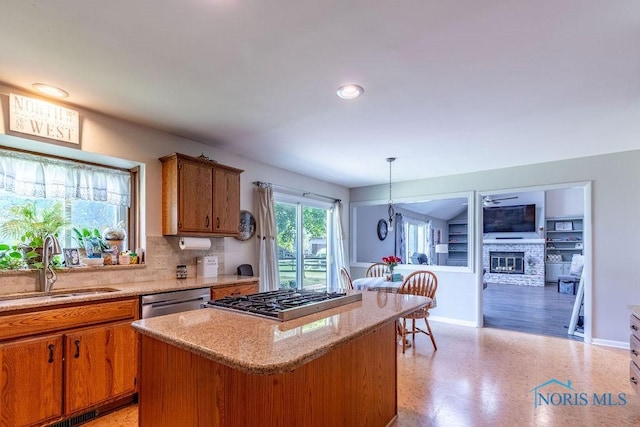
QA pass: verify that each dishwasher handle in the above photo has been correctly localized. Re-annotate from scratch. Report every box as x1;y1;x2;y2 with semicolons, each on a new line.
145;296;207;308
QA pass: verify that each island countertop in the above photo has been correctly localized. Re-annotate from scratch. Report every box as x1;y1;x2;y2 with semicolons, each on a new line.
132;290;430;375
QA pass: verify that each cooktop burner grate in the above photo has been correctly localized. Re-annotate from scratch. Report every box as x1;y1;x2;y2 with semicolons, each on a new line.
206;289;362;321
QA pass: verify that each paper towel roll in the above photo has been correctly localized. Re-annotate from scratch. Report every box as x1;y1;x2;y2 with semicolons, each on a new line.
179;237;211;250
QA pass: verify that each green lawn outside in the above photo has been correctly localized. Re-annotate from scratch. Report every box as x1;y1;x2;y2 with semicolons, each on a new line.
279;265;328;291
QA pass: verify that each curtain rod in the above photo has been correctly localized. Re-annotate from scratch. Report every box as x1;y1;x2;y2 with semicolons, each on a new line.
253;181;341;203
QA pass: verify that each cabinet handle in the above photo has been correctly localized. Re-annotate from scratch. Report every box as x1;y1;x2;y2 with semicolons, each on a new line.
632;376;638;385
633;349;639;356
48;344;55;363
205;215;210;228
74;340;80;358
216;217;220;228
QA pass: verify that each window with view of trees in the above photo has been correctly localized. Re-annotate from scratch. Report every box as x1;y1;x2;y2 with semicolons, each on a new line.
0;149;133;269
275;196;330;291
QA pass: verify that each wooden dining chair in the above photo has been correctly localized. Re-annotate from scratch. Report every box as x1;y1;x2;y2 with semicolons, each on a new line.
398;270;438;353
340;267;354;290
365;262;387;278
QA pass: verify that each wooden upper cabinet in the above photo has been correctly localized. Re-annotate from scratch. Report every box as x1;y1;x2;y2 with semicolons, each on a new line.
213;167;241;234
160;153;243;237
179;158;214;233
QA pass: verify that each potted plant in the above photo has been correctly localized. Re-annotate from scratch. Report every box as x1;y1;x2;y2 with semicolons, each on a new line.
0;244;26;270
102;222;127;253
72;227;110;258
0;202;69;267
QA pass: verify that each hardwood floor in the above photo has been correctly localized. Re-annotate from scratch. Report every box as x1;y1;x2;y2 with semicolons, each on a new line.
483;281;581;339
85;322;640;426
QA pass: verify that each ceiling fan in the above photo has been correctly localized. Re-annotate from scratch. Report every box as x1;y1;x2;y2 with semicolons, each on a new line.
483;196;518;206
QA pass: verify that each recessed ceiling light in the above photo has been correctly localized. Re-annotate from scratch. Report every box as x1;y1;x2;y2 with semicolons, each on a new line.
32;83;69;98
337;84;364;100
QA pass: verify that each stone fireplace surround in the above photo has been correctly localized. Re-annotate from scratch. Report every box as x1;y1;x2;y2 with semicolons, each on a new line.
483;239;545;286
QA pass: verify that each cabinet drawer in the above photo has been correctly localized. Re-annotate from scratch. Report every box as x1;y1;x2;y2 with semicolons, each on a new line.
631;334;640;367
631;361;640;395
0;298;138;341
631;314;640;340
211;283;258;300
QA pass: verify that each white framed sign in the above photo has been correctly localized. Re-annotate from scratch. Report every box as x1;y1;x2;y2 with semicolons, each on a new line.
9;93;79;144
554;221;573;231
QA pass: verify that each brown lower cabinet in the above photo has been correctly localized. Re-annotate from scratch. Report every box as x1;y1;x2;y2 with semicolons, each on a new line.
138;320;397;426
211;281;258;300
0;334;64;426
0;298;138;427
64;321;138;414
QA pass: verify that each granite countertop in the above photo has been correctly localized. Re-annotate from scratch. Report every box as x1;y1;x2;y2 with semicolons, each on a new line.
0;275;258;313
131;291;431;375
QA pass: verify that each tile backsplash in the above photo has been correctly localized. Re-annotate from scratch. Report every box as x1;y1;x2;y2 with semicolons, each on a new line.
0;235;225;294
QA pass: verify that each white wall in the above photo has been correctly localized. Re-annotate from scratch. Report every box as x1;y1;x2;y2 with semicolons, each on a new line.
0;85;350;276
350;153;640;344
353;205;395;262
545;187;585;217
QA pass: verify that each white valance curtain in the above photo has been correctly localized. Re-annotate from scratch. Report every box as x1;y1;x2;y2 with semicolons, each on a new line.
0;150;130;206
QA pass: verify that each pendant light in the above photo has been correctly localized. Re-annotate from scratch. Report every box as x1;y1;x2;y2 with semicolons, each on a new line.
386;157;396;232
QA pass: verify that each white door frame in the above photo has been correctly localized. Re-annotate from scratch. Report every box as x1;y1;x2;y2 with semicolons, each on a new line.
476;181;592;343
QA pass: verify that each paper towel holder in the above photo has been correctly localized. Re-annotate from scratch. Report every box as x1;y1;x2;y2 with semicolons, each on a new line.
178;236;211;251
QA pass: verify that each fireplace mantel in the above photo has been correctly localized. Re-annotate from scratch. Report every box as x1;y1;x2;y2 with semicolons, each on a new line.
484;239;545;244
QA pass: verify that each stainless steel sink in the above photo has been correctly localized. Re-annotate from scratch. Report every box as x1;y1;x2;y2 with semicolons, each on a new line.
0;287;121;301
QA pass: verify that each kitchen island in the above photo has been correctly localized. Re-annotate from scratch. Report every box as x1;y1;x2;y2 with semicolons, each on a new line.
132;290;430;427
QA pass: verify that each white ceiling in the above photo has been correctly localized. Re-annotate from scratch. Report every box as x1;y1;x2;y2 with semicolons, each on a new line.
2;1;639;188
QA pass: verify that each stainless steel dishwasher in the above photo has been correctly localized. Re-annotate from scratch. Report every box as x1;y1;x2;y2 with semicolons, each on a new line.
140;287;210;319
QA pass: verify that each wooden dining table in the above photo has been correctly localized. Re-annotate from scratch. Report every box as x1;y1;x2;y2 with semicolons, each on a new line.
352;277;437;308
352;277;403;293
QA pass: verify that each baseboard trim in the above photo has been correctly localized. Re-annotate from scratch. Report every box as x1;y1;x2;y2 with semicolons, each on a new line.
429;316;478;328
591;338;629;349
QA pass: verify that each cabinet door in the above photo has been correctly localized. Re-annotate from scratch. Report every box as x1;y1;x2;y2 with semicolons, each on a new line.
64;321;137;414
0;334;63;426
212;167;240;234
545;263;566;282
179;159;213;233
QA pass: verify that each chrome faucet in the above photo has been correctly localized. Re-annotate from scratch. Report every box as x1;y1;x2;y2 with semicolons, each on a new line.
40;234;62;292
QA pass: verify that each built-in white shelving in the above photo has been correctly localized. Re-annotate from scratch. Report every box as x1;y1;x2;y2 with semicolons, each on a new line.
545;216;583;282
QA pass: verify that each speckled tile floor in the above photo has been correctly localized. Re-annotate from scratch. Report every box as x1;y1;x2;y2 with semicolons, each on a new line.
84;322;640;426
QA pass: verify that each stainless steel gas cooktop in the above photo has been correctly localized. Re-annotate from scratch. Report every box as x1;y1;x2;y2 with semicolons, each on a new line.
206;289;362;321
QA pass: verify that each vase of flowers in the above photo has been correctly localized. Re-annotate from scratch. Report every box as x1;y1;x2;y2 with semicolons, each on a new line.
382;255;401;281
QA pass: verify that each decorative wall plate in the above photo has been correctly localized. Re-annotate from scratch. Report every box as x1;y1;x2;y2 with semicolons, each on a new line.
236;210;256;241
377;219;388;241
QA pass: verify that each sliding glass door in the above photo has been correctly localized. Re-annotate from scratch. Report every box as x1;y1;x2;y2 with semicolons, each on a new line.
275;196;330;291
